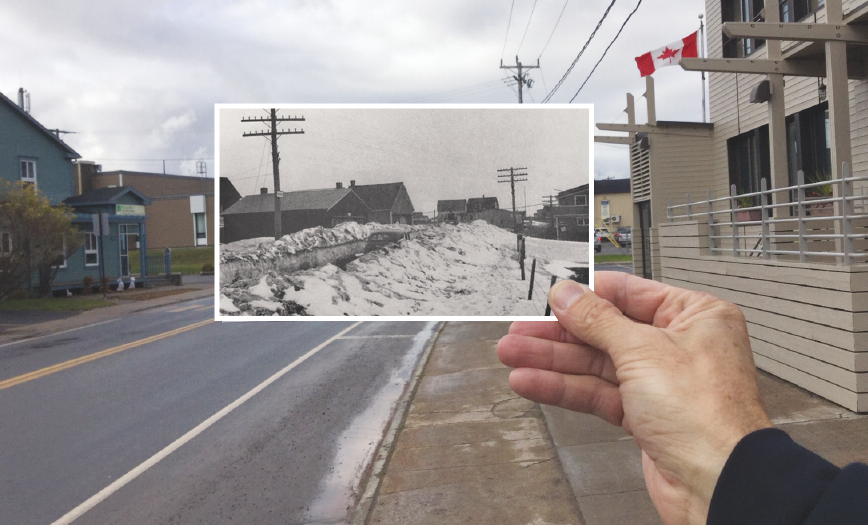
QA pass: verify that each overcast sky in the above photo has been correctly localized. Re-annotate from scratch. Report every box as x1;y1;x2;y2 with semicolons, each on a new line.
220;106;589;215
1;0;707;182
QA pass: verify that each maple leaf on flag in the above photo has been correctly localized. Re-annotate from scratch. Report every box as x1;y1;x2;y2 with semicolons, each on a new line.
657;47;680;62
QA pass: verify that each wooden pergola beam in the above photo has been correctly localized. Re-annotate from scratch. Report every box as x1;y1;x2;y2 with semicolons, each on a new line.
596;123;655;133
679;57;867;79
722;21;868;44
594;136;633;145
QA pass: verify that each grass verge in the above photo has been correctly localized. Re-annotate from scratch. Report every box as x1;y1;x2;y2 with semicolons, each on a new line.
0;298;115;312
129;246;215;275
595;254;633;264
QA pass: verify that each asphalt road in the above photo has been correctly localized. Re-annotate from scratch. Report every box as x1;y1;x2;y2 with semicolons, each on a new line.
0;299;439;525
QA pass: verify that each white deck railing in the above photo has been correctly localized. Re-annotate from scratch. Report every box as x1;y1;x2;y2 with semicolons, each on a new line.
667;162;868;265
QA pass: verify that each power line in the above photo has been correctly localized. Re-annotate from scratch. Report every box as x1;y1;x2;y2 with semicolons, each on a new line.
537;0;570;59
541;0;618;104
501;0;515;60
539;66;549;93
569;0;644;102
516;0;539;56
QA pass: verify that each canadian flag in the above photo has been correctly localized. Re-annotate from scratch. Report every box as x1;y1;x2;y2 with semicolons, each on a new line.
635;31;698;77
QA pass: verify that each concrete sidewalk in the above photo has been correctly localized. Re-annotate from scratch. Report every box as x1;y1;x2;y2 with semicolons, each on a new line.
0;280;214;345
359;321;868;525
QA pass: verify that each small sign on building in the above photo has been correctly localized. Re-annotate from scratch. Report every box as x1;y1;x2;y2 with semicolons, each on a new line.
116;204;145;216
190;195;206;214
600;200;610;220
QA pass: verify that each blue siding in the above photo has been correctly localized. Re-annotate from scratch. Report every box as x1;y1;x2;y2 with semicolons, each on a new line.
0;99;76;204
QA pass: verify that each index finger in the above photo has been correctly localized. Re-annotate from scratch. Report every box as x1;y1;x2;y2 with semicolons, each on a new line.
508;320;584;344
592;271;680;327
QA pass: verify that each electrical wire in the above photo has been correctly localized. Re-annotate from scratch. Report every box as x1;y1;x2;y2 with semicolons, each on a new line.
541;0;618;103
537;0;570;59
538;66;549;94
501;0;516;60
517;0;539;57
254;134;269;196
569;0;644;103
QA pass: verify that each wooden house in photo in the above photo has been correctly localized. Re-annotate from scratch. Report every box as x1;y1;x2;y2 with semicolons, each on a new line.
221;187;370;243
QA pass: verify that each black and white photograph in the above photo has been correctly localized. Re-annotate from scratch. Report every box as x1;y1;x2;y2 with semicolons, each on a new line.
217;105;592;318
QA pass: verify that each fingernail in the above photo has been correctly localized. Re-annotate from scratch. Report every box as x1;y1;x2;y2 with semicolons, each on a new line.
551;280;585;311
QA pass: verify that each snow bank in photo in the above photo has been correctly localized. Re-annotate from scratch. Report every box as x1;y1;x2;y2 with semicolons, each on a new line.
221;221;417;265
221;221;589;317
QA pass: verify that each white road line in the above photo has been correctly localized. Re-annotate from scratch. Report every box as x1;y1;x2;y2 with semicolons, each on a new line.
338;335;416;339
51;321;363;525
0;319;120;350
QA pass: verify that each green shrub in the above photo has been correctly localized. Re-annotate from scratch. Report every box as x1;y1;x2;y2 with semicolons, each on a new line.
202;263;214;273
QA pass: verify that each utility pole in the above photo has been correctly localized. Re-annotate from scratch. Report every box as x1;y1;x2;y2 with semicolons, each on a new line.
497;167;528;233
242;109;305;240
500;56;539;103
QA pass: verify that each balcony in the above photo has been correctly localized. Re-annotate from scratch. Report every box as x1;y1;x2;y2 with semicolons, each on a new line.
660;163;868;412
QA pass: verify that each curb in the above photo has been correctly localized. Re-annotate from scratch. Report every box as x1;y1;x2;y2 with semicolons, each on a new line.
350;321;447;525
0;288;214;345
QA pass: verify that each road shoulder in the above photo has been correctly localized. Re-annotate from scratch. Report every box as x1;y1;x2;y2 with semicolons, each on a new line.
0;285;214;346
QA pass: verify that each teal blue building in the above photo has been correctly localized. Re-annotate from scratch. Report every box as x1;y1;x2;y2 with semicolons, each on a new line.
1;89;151;293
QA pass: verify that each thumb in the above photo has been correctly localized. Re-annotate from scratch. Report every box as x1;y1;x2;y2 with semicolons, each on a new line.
548;280;645;365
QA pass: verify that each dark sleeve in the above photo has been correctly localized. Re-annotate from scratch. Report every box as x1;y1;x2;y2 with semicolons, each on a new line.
707;427;868;525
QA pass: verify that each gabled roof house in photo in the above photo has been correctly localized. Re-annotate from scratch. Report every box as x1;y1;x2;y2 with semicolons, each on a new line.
347;180;415;225
221;186;370;243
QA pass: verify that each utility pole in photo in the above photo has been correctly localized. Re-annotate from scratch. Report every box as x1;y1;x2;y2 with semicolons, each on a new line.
500;56;539;104
543;193;557;238
497;167;528;233
242;109;305;240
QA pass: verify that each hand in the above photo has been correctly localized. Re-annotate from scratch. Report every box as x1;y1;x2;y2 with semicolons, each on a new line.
497;272;772;525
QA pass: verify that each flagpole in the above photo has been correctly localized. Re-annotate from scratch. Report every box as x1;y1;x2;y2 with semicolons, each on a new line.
699;14;707;123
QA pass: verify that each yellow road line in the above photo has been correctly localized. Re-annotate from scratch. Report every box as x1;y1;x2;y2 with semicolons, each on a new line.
168;305;202;313
194;306;213;312
0;319;214;392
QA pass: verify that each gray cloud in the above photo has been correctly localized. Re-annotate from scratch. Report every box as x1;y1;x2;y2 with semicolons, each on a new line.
0;0;706;179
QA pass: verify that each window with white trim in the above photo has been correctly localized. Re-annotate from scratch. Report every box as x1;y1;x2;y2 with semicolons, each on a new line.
193;212;207;246
19;158;37;188
84;233;99;266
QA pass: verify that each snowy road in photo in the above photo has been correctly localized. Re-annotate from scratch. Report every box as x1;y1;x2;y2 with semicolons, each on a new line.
220;221;588;317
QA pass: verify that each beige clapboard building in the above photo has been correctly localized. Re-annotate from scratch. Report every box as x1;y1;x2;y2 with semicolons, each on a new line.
596;0;868;411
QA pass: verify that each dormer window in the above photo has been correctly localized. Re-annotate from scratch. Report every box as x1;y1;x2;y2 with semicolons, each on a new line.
19;158;36;188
